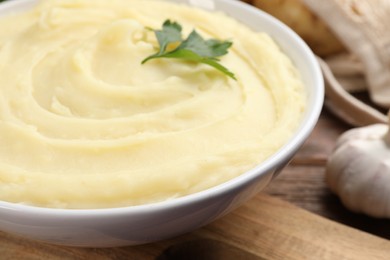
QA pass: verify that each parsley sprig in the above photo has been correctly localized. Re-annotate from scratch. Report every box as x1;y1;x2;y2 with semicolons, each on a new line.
142;20;236;80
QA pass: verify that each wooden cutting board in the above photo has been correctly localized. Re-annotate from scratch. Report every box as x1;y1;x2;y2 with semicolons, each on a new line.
1;193;389;259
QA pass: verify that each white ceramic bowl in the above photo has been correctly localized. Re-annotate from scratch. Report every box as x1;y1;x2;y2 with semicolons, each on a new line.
0;0;323;247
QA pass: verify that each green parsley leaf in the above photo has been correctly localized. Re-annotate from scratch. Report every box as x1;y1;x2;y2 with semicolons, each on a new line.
152;20;182;56
142;20;236;80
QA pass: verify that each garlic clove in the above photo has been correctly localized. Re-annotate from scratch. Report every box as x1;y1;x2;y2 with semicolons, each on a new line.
335;124;388;150
326;123;390;218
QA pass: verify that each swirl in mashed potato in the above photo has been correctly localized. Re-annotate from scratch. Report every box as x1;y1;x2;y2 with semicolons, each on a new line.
0;0;305;208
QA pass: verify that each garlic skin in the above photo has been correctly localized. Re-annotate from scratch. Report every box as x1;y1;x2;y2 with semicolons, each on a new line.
326;124;390;218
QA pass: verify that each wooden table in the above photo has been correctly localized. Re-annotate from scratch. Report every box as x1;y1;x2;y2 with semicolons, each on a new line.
266;108;390;241
1;108;390;259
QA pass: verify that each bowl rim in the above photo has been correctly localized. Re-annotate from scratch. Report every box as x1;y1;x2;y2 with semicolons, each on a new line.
0;0;324;216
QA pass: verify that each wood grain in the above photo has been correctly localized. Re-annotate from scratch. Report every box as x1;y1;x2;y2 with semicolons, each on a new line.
1;192;389;259
266;109;390;240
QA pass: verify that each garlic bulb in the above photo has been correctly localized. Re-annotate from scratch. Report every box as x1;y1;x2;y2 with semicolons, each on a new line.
326;121;390;218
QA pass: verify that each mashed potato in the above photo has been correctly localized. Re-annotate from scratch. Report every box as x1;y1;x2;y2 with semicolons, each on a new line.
0;0;305;208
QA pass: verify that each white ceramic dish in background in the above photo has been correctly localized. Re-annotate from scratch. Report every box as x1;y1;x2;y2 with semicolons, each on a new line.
0;0;323;247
